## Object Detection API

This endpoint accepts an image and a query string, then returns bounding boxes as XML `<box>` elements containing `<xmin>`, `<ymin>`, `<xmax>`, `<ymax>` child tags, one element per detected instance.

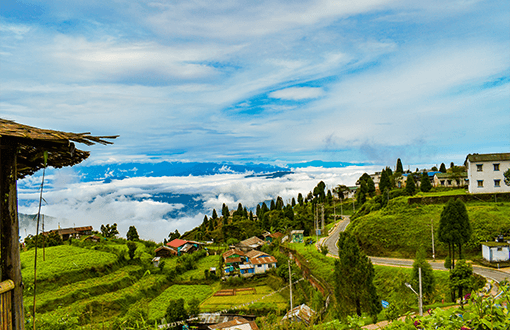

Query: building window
<box><xmin>494</xmin><ymin>163</ymin><xmax>500</xmax><ymax>171</ymax></box>
<box><xmin>440</xmin><ymin>180</ymin><xmax>445</xmax><ymax>186</ymax></box>
<box><xmin>495</xmin><ymin>179</ymin><xmax>501</xmax><ymax>187</ymax></box>
<box><xmin>447</xmin><ymin>180</ymin><xmax>452</xmax><ymax>186</ymax></box>
<box><xmin>477</xmin><ymin>180</ymin><xmax>484</xmax><ymax>188</ymax></box>
<box><xmin>476</xmin><ymin>164</ymin><xmax>483</xmax><ymax>172</ymax></box>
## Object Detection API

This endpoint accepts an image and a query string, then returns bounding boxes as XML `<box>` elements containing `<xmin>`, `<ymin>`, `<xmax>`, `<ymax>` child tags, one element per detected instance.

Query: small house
<box><xmin>155</xmin><ymin>245</ymin><xmax>178</xmax><ymax>258</ymax></box>
<box><xmin>290</xmin><ymin>230</ymin><xmax>304</xmax><ymax>243</ymax></box>
<box><xmin>208</xmin><ymin>317</ymin><xmax>259</xmax><ymax>330</ymax></box>
<box><xmin>84</xmin><ymin>234</ymin><xmax>101</xmax><ymax>243</ymax></box>
<box><xmin>222</xmin><ymin>248</ymin><xmax>246</xmax><ymax>263</ymax></box>
<box><xmin>238</xmin><ymin>236</ymin><xmax>265</xmax><ymax>251</ymax></box>
<box><xmin>239</xmin><ymin>264</ymin><xmax>255</xmax><ymax>277</ymax></box>
<box><xmin>166</xmin><ymin>239</ymin><xmax>201</xmax><ymax>256</ymax></box>
<box><xmin>433</xmin><ymin>172</ymin><xmax>467</xmax><ymax>188</ymax></box>
<box><xmin>482</xmin><ymin>238</ymin><xmax>510</xmax><ymax>263</ymax></box>
<box><xmin>48</xmin><ymin>226</ymin><xmax>93</xmax><ymax>241</ymax></box>
<box><xmin>281</xmin><ymin>304</ymin><xmax>316</xmax><ymax>325</ymax></box>
<box><xmin>263</xmin><ymin>232</ymin><xmax>283</xmax><ymax>244</ymax></box>
<box><xmin>250</xmin><ymin>254</ymin><xmax>277</xmax><ymax>274</ymax></box>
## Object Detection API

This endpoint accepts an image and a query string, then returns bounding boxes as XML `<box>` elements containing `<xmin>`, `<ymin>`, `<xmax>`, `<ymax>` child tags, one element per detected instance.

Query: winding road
<box><xmin>323</xmin><ymin>217</ymin><xmax>510</xmax><ymax>283</ymax></box>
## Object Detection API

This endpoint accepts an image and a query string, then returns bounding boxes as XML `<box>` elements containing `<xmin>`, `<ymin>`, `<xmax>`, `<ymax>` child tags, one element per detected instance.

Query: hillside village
<box><xmin>3</xmin><ymin>142</ymin><xmax>510</xmax><ymax>329</ymax></box>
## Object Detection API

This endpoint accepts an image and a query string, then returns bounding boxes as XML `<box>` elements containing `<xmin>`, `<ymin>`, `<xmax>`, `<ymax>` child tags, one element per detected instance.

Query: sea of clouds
<box><xmin>17</xmin><ymin>164</ymin><xmax>381</xmax><ymax>242</ymax></box>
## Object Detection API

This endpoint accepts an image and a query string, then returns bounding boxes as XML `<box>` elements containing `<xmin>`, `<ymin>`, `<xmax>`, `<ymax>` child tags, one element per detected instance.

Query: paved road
<box><xmin>323</xmin><ymin>216</ymin><xmax>350</xmax><ymax>256</ymax></box>
<box><xmin>324</xmin><ymin>218</ymin><xmax>510</xmax><ymax>283</ymax></box>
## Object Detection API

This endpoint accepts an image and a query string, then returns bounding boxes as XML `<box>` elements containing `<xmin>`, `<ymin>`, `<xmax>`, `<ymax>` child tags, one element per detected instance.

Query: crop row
<box><xmin>24</xmin><ymin>265</ymin><xmax>143</xmax><ymax>313</ymax></box>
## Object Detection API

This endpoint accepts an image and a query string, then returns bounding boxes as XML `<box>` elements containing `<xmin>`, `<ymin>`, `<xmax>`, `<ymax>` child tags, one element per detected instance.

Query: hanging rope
<box><xmin>32</xmin><ymin>151</ymin><xmax>47</xmax><ymax>330</ymax></box>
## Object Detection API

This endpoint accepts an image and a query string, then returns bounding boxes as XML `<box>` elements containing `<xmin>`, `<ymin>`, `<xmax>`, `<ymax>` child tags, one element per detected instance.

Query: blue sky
<box><xmin>2</xmin><ymin>0</ymin><xmax>509</xmax><ymax>166</ymax></box>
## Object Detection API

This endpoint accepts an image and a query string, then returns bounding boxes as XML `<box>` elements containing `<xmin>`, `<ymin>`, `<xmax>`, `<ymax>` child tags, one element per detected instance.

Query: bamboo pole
<box><xmin>0</xmin><ymin>137</ymin><xmax>25</xmax><ymax>330</ymax></box>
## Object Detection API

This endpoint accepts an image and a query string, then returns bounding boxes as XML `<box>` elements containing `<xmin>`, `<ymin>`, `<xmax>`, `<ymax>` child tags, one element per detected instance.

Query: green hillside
<box><xmin>348</xmin><ymin>192</ymin><xmax>510</xmax><ymax>258</ymax></box>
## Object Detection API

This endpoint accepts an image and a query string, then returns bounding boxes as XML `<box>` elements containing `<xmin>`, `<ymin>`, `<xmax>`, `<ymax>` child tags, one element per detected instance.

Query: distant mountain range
<box><xmin>75</xmin><ymin>161</ymin><xmax>291</xmax><ymax>182</ymax></box>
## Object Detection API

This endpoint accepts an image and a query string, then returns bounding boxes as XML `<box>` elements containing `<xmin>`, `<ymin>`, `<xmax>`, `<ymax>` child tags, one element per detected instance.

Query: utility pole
<box><xmin>321</xmin><ymin>204</ymin><xmax>324</xmax><ymax>233</ymax></box>
<box><xmin>340</xmin><ymin>196</ymin><xmax>343</xmax><ymax>218</ymax></box>
<box><xmin>288</xmin><ymin>259</ymin><xmax>293</xmax><ymax>312</ymax></box>
<box><xmin>419</xmin><ymin>267</ymin><xmax>423</xmax><ymax>316</ymax></box>
<box><xmin>431</xmin><ymin>219</ymin><xmax>435</xmax><ymax>261</ymax></box>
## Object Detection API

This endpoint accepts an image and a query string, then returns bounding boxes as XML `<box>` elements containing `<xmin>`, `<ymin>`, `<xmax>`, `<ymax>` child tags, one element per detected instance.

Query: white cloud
<box><xmin>18</xmin><ymin>165</ymin><xmax>381</xmax><ymax>241</ymax></box>
<box><xmin>269</xmin><ymin>87</ymin><xmax>325</xmax><ymax>100</ymax></box>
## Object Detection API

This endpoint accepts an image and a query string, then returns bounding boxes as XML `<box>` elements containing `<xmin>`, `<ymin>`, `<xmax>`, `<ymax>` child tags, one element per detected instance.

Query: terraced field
<box><xmin>20</xmin><ymin>244</ymin><xmax>222</xmax><ymax>329</ymax></box>
<box><xmin>200</xmin><ymin>285</ymin><xmax>287</xmax><ymax>312</ymax></box>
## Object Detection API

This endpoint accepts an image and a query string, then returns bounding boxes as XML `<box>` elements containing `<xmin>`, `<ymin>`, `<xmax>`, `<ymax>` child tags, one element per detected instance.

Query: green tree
<box><xmin>379</xmin><ymin>169</ymin><xmax>392</xmax><ymax>194</ymax></box>
<box><xmin>235</xmin><ymin>203</ymin><xmax>243</xmax><ymax>217</ymax></box>
<box><xmin>168</xmin><ymin>230</ymin><xmax>181</xmax><ymax>241</ymax></box>
<box><xmin>126</xmin><ymin>225</ymin><xmax>139</xmax><ymax>241</ymax></box>
<box><xmin>222</xmin><ymin>203</ymin><xmax>229</xmax><ymax>219</ymax></box>
<box><xmin>212</xmin><ymin>209</ymin><xmax>218</xmax><ymax>219</ymax></box>
<box><xmin>313</xmin><ymin>181</ymin><xmax>326</xmax><ymax>203</ymax></box>
<box><xmin>396</xmin><ymin>158</ymin><xmax>403</xmax><ymax>173</ymax></box>
<box><xmin>334</xmin><ymin>232</ymin><xmax>381</xmax><ymax>319</ymax></box>
<box><xmin>449</xmin><ymin>259</ymin><xmax>473</xmax><ymax>304</ymax></box>
<box><xmin>297</xmin><ymin>193</ymin><xmax>304</xmax><ymax>206</ymax></box>
<box><xmin>127</xmin><ymin>241</ymin><xmax>137</xmax><ymax>260</ymax></box>
<box><xmin>420</xmin><ymin>171</ymin><xmax>432</xmax><ymax>192</ymax></box>
<box><xmin>405</xmin><ymin>174</ymin><xmax>416</xmax><ymax>195</ymax></box>
<box><xmin>411</xmin><ymin>247</ymin><xmax>435</xmax><ymax>301</ymax></box>
<box><xmin>188</xmin><ymin>297</ymin><xmax>200</xmax><ymax>317</ymax></box>
<box><xmin>504</xmin><ymin>168</ymin><xmax>510</xmax><ymax>186</ymax></box>
<box><xmin>366</xmin><ymin>177</ymin><xmax>376</xmax><ymax>197</ymax></box>
<box><xmin>100</xmin><ymin>223</ymin><xmax>119</xmax><ymax>238</ymax></box>
<box><xmin>165</xmin><ymin>298</ymin><xmax>187</xmax><ymax>323</ymax></box>
<box><xmin>438</xmin><ymin>199</ymin><xmax>472</xmax><ymax>269</ymax></box>
<box><xmin>439</xmin><ymin>163</ymin><xmax>447</xmax><ymax>173</ymax></box>
<box><xmin>356</xmin><ymin>181</ymin><xmax>367</xmax><ymax>205</ymax></box>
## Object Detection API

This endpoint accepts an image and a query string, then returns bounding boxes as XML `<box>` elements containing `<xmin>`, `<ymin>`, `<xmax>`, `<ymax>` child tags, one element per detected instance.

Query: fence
<box><xmin>279</xmin><ymin>246</ymin><xmax>334</xmax><ymax>315</ymax></box>
<box><xmin>0</xmin><ymin>279</ymin><xmax>15</xmax><ymax>330</ymax></box>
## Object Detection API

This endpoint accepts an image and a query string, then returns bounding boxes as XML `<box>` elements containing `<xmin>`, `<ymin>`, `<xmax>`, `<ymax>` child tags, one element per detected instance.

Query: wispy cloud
<box><xmin>269</xmin><ymin>87</ymin><xmax>325</xmax><ymax>100</ymax></box>
<box><xmin>1</xmin><ymin>0</ymin><xmax>508</xmax><ymax>166</ymax></box>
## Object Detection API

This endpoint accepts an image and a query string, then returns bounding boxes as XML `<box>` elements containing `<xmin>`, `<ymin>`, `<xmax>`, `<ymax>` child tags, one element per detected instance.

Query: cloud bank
<box><xmin>17</xmin><ymin>165</ymin><xmax>379</xmax><ymax>242</ymax></box>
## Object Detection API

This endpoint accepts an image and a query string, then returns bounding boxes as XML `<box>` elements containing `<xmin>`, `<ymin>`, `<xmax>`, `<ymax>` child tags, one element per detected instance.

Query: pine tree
<box><xmin>439</xmin><ymin>163</ymin><xmax>447</xmax><ymax>173</ymax></box>
<box><xmin>335</xmin><ymin>232</ymin><xmax>381</xmax><ymax>319</ymax></box>
<box><xmin>366</xmin><ymin>177</ymin><xmax>376</xmax><ymax>197</ymax></box>
<box><xmin>420</xmin><ymin>171</ymin><xmax>432</xmax><ymax>192</ymax></box>
<box><xmin>212</xmin><ymin>209</ymin><xmax>218</xmax><ymax>219</ymax></box>
<box><xmin>396</xmin><ymin>158</ymin><xmax>403</xmax><ymax>173</ymax></box>
<box><xmin>357</xmin><ymin>181</ymin><xmax>367</xmax><ymax>205</ymax></box>
<box><xmin>126</xmin><ymin>225</ymin><xmax>139</xmax><ymax>241</ymax></box>
<box><xmin>405</xmin><ymin>174</ymin><xmax>416</xmax><ymax>195</ymax></box>
<box><xmin>222</xmin><ymin>203</ymin><xmax>229</xmax><ymax>218</ymax></box>
<box><xmin>297</xmin><ymin>193</ymin><xmax>303</xmax><ymax>206</ymax></box>
<box><xmin>379</xmin><ymin>169</ymin><xmax>391</xmax><ymax>194</ymax></box>
<box><xmin>438</xmin><ymin>199</ymin><xmax>471</xmax><ymax>269</ymax></box>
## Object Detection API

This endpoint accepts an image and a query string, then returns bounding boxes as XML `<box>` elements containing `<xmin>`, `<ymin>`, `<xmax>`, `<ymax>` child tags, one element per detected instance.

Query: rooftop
<box><xmin>466</xmin><ymin>153</ymin><xmax>510</xmax><ymax>163</ymax></box>
<box><xmin>0</xmin><ymin>118</ymin><xmax>117</xmax><ymax>179</ymax></box>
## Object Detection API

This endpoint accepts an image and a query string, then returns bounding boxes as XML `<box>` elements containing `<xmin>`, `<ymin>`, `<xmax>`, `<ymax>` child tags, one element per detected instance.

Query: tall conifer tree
<box><xmin>334</xmin><ymin>232</ymin><xmax>381</xmax><ymax>319</ymax></box>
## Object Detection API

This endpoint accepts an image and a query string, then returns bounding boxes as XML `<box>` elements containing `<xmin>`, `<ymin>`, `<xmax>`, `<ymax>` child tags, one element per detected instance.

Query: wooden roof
<box><xmin>0</xmin><ymin>119</ymin><xmax>117</xmax><ymax>179</ymax></box>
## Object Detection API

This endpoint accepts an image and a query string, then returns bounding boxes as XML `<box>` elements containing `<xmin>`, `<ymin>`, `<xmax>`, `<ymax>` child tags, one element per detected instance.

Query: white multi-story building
<box><xmin>465</xmin><ymin>153</ymin><xmax>510</xmax><ymax>194</ymax></box>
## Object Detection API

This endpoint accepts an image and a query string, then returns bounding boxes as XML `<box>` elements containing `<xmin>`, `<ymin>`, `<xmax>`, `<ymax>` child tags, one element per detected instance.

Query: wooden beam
<box><xmin>0</xmin><ymin>137</ymin><xmax>25</xmax><ymax>330</ymax></box>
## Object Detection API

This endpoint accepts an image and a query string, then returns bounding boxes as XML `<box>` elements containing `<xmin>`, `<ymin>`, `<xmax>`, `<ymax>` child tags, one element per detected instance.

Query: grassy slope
<box><xmin>348</xmin><ymin>195</ymin><xmax>510</xmax><ymax>258</ymax></box>
<box><xmin>20</xmin><ymin>244</ymin><xmax>227</xmax><ymax>328</ymax></box>
<box><xmin>200</xmin><ymin>285</ymin><xmax>288</xmax><ymax>312</ymax></box>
